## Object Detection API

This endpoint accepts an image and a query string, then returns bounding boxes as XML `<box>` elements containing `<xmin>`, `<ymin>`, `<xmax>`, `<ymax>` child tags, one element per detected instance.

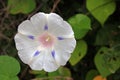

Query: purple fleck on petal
<box><xmin>28</xmin><ymin>35</ymin><xmax>34</xmax><ymax>40</ymax></box>
<box><xmin>34</xmin><ymin>51</ymin><xmax>40</xmax><ymax>56</ymax></box>
<box><xmin>51</xmin><ymin>50</ymin><xmax>55</xmax><ymax>58</ymax></box>
<box><xmin>57</xmin><ymin>37</ymin><xmax>64</xmax><ymax>40</ymax></box>
<box><xmin>44</xmin><ymin>24</ymin><xmax>48</xmax><ymax>30</ymax></box>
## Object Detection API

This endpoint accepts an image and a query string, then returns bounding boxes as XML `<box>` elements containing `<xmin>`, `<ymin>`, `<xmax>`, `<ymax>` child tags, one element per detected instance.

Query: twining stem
<box><xmin>51</xmin><ymin>0</ymin><xmax>61</xmax><ymax>12</ymax></box>
<box><xmin>20</xmin><ymin>66</ymin><xmax>29</xmax><ymax>79</ymax></box>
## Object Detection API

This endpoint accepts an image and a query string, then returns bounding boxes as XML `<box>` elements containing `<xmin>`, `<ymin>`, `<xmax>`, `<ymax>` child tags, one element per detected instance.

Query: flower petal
<box><xmin>29</xmin><ymin>51</ymin><xmax>45</xmax><ymax>70</ymax></box>
<box><xmin>18</xmin><ymin>47</ymin><xmax>38</xmax><ymax>64</ymax></box>
<box><xmin>54</xmin><ymin>38</ymin><xmax>76</xmax><ymax>65</ymax></box>
<box><xmin>18</xmin><ymin>20</ymin><xmax>38</xmax><ymax>36</ymax></box>
<box><xmin>30</xmin><ymin>12</ymin><xmax>47</xmax><ymax>33</ymax></box>
<box><xmin>56</xmin><ymin>38</ymin><xmax>76</xmax><ymax>53</ymax></box>
<box><xmin>14</xmin><ymin>33</ymin><xmax>39</xmax><ymax>50</ymax></box>
<box><xmin>54</xmin><ymin>49</ymin><xmax>71</xmax><ymax>65</ymax></box>
<box><xmin>47</xmin><ymin>13</ymin><xmax>74</xmax><ymax>37</ymax></box>
<box><xmin>43</xmin><ymin>50</ymin><xmax>60</xmax><ymax>72</ymax></box>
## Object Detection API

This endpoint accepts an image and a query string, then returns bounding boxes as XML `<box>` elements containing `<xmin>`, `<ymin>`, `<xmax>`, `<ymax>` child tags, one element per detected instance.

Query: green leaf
<box><xmin>69</xmin><ymin>40</ymin><xmax>87</xmax><ymax>65</ymax></box>
<box><xmin>109</xmin><ymin>45</ymin><xmax>120</xmax><ymax>73</ymax></box>
<box><xmin>0</xmin><ymin>75</ymin><xmax>18</xmax><ymax>80</ymax></box>
<box><xmin>58</xmin><ymin>67</ymin><xmax>71</xmax><ymax>77</ymax></box>
<box><xmin>95</xmin><ymin>24</ymin><xmax>120</xmax><ymax>45</ymax></box>
<box><xmin>95</xmin><ymin>26</ymin><xmax>110</xmax><ymax>45</ymax></box>
<box><xmin>0</xmin><ymin>56</ymin><xmax>20</xmax><ymax>80</ymax></box>
<box><xmin>30</xmin><ymin>70</ymin><xmax>46</xmax><ymax>75</ymax></box>
<box><xmin>48</xmin><ymin>70</ymin><xmax>60</xmax><ymax>80</ymax></box>
<box><xmin>48</xmin><ymin>67</ymin><xmax>71</xmax><ymax>77</ymax></box>
<box><xmin>85</xmin><ymin>69</ymin><xmax>99</xmax><ymax>80</ymax></box>
<box><xmin>86</xmin><ymin>0</ymin><xmax>116</xmax><ymax>25</ymax></box>
<box><xmin>48</xmin><ymin>67</ymin><xmax>71</xmax><ymax>80</ymax></box>
<box><xmin>8</xmin><ymin>0</ymin><xmax>36</xmax><ymax>14</ymax></box>
<box><xmin>10</xmin><ymin>76</ymin><xmax>19</xmax><ymax>80</ymax></box>
<box><xmin>94</xmin><ymin>47</ymin><xmax>120</xmax><ymax>77</ymax></box>
<box><xmin>68</xmin><ymin>14</ymin><xmax>91</xmax><ymax>39</ymax></box>
<box><xmin>0</xmin><ymin>75</ymin><xmax>9</xmax><ymax>80</ymax></box>
<box><xmin>30</xmin><ymin>70</ymin><xmax>47</xmax><ymax>78</ymax></box>
<box><xmin>94</xmin><ymin>47</ymin><xmax>111</xmax><ymax>77</ymax></box>
<box><xmin>48</xmin><ymin>70</ymin><xmax>60</xmax><ymax>77</ymax></box>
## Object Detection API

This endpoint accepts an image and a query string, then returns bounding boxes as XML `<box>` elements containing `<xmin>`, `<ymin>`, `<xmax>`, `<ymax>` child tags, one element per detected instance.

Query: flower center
<box><xmin>38</xmin><ymin>32</ymin><xmax>56</xmax><ymax>48</ymax></box>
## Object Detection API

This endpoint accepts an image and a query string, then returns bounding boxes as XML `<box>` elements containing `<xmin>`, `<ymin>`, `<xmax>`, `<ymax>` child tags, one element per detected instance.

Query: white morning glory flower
<box><xmin>14</xmin><ymin>12</ymin><xmax>76</xmax><ymax>72</ymax></box>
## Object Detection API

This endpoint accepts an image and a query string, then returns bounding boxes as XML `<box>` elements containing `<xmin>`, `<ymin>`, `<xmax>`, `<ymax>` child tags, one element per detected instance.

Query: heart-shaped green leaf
<box><xmin>48</xmin><ymin>67</ymin><xmax>71</xmax><ymax>80</ymax></box>
<box><xmin>85</xmin><ymin>69</ymin><xmax>99</xmax><ymax>80</ymax></box>
<box><xmin>68</xmin><ymin>14</ymin><xmax>91</xmax><ymax>39</ymax></box>
<box><xmin>94</xmin><ymin>47</ymin><xmax>120</xmax><ymax>77</ymax></box>
<box><xmin>94</xmin><ymin>47</ymin><xmax>111</xmax><ymax>77</ymax></box>
<box><xmin>69</xmin><ymin>40</ymin><xmax>87</xmax><ymax>65</ymax></box>
<box><xmin>0</xmin><ymin>56</ymin><xmax>20</xmax><ymax>80</ymax></box>
<box><xmin>86</xmin><ymin>0</ymin><xmax>116</xmax><ymax>25</ymax></box>
<box><xmin>8</xmin><ymin>0</ymin><xmax>36</xmax><ymax>14</ymax></box>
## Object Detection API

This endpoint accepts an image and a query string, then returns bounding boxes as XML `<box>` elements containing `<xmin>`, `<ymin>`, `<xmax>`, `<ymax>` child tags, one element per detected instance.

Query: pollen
<box><xmin>45</xmin><ymin>36</ymin><xmax>50</xmax><ymax>42</ymax></box>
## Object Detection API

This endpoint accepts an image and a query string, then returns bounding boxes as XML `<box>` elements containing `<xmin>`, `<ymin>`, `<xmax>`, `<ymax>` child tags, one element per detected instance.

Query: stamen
<box><xmin>28</xmin><ymin>35</ymin><xmax>34</xmax><ymax>40</ymax></box>
<box><xmin>45</xmin><ymin>37</ymin><xmax>50</xmax><ymax>42</ymax></box>
<box><xmin>39</xmin><ymin>32</ymin><xmax>56</xmax><ymax>48</ymax></box>
<box><xmin>51</xmin><ymin>50</ymin><xmax>55</xmax><ymax>58</ymax></box>
<box><xmin>44</xmin><ymin>24</ymin><xmax>48</xmax><ymax>30</ymax></box>
<box><xmin>57</xmin><ymin>37</ymin><xmax>64</xmax><ymax>40</ymax></box>
<box><xmin>34</xmin><ymin>51</ymin><xmax>40</xmax><ymax>56</ymax></box>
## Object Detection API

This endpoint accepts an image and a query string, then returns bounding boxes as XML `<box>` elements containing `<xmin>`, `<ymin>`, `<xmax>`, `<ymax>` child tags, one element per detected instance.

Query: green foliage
<box><xmin>8</xmin><ymin>0</ymin><xmax>36</xmax><ymax>14</ymax></box>
<box><xmin>95</xmin><ymin>47</ymin><xmax>112</xmax><ymax>77</ymax></box>
<box><xmin>95</xmin><ymin>47</ymin><xmax>120</xmax><ymax>77</ymax></box>
<box><xmin>0</xmin><ymin>56</ymin><xmax>20</xmax><ymax>80</ymax></box>
<box><xmin>86</xmin><ymin>0</ymin><xmax>116</xmax><ymax>25</ymax></box>
<box><xmin>68</xmin><ymin>14</ymin><xmax>91</xmax><ymax>39</ymax></box>
<box><xmin>58</xmin><ymin>67</ymin><xmax>71</xmax><ymax>77</ymax></box>
<box><xmin>69</xmin><ymin>40</ymin><xmax>87</xmax><ymax>66</ymax></box>
<box><xmin>48</xmin><ymin>70</ymin><xmax>60</xmax><ymax>78</ymax></box>
<box><xmin>85</xmin><ymin>69</ymin><xmax>99</xmax><ymax>80</ymax></box>
<box><xmin>30</xmin><ymin>70</ymin><xmax>46</xmax><ymax>75</ymax></box>
<box><xmin>95</xmin><ymin>24</ymin><xmax>120</xmax><ymax>45</ymax></box>
<box><xmin>32</xmin><ymin>67</ymin><xmax>71</xmax><ymax>80</ymax></box>
<box><xmin>48</xmin><ymin>67</ymin><xmax>71</xmax><ymax>80</ymax></box>
<box><xmin>48</xmin><ymin>67</ymin><xmax>71</xmax><ymax>77</ymax></box>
